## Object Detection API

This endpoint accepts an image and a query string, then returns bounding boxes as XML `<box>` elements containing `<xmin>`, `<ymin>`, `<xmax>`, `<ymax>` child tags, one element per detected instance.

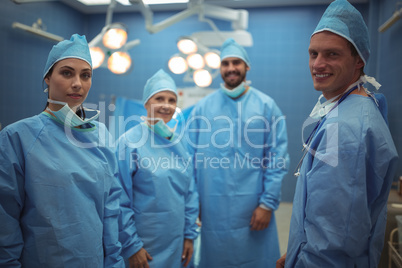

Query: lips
<box><xmin>225</xmin><ymin>71</ymin><xmax>240</xmax><ymax>78</ymax></box>
<box><xmin>68</xmin><ymin>93</ymin><xmax>82</xmax><ymax>100</ymax></box>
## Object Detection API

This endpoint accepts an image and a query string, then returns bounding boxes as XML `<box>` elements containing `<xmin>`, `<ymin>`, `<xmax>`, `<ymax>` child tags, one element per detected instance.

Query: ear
<box><xmin>44</xmin><ymin>76</ymin><xmax>50</xmax><ymax>86</ymax></box>
<box><xmin>356</xmin><ymin>56</ymin><xmax>365</xmax><ymax>70</ymax></box>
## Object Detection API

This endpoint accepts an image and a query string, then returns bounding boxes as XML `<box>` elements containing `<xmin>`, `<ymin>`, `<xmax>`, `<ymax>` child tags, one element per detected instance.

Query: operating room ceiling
<box><xmin>59</xmin><ymin>0</ymin><xmax>369</xmax><ymax>14</ymax></box>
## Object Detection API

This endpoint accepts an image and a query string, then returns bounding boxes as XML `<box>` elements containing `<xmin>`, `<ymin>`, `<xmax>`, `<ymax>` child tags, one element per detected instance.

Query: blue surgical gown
<box><xmin>0</xmin><ymin>112</ymin><xmax>124</xmax><ymax>267</ymax></box>
<box><xmin>187</xmin><ymin>88</ymin><xmax>289</xmax><ymax>267</ymax></box>
<box><xmin>116</xmin><ymin>123</ymin><xmax>199</xmax><ymax>267</ymax></box>
<box><xmin>285</xmin><ymin>94</ymin><xmax>398</xmax><ymax>268</ymax></box>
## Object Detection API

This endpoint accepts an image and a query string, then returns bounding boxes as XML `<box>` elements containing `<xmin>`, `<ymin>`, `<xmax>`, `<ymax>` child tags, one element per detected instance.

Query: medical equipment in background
<box><xmin>379</xmin><ymin>2</ymin><xmax>402</xmax><ymax>32</ymax></box>
<box><xmin>169</xmin><ymin>37</ymin><xmax>221</xmax><ymax>87</ymax></box>
<box><xmin>12</xmin><ymin>18</ymin><xmax>64</xmax><ymax>42</ymax></box>
<box><xmin>89</xmin><ymin>0</ymin><xmax>140</xmax><ymax>75</ymax></box>
<box><xmin>131</xmin><ymin>0</ymin><xmax>252</xmax><ymax>87</ymax></box>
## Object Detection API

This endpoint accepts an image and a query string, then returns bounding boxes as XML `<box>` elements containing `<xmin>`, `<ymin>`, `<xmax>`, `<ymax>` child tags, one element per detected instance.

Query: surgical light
<box><xmin>168</xmin><ymin>55</ymin><xmax>188</xmax><ymax>74</ymax></box>
<box><xmin>187</xmin><ymin>53</ymin><xmax>205</xmax><ymax>70</ymax></box>
<box><xmin>108</xmin><ymin>51</ymin><xmax>132</xmax><ymax>75</ymax></box>
<box><xmin>89</xmin><ymin>47</ymin><xmax>105</xmax><ymax>69</ymax></box>
<box><xmin>194</xmin><ymin>69</ymin><xmax>212</xmax><ymax>88</ymax></box>
<box><xmin>103</xmin><ymin>24</ymin><xmax>128</xmax><ymax>49</ymax></box>
<box><xmin>204</xmin><ymin>51</ymin><xmax>220</xmax><ymax>69</ymax></box>
<box><xmin>177</xmin><ymin>38</ymin><xmax>198</xmax><ymax>54</ymax></box>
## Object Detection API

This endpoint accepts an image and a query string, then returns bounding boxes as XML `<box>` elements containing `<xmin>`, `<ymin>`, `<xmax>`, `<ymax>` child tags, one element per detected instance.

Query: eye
<box><xmin>309</xmin><ymin>51</ymin><xmax>317</xmax><ymax>57</ymax></box>
<box><xmin>233</xmin><ymin>60</ymin><xmax>242</xmax><ymax>65</ymax></box>
<box><xmin>169</xmin><ymin>98</ymin><xmax>177</xmax><ymax>104</ymax></box>
<box><xmin>61</xmin><ymin>70</ymin><xmax>72</xmax><ymax>76</ymax></box>
<box><xmin>81</xmin><ymin>72</ymin><xmax>92</xmax><ymax>79</ymax></box>
<box><xmin>221</xmin><ymin>61</ymin><xmax>229</xmax><ymax>67</ymax></box>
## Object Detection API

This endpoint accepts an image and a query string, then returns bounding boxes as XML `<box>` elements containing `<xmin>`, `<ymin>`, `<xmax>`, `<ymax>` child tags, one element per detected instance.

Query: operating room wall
<box><xmin>376</xmin><ymin>0</ymin><xmax>402</xmax><ymax>187</ymax></box>
<box><xmin>1</xmin><ymin>1</ymin><xmax>400</xmax><ymax>202</ymax></box>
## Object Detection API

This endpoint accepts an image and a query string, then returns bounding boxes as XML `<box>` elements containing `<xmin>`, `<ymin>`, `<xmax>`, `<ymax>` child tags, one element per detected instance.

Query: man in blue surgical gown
<box><xmin>187</xmin><ymin>38</ymin><xmax>289</xmax><ymax>267</ymax></box>
<box><xmin>277</xmin><ymin>1</ymin><xmax>399</xmax><ymax>267</ymax></box>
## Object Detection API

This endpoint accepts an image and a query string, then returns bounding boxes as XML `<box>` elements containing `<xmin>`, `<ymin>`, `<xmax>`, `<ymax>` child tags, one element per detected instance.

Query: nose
<box><xmin>227</xmin><ymin>62</ymin><xmax>236</xmax><ymax>71</ymax></box>
<box><xmin>71</xmin><ymin>74</ymin><xmax>82</xmax><ymax>90</ymax></box>
<box><xmin>312</xmin><ymin>54</ymin><xmax>326</xmax><ymax>70</ymax></box>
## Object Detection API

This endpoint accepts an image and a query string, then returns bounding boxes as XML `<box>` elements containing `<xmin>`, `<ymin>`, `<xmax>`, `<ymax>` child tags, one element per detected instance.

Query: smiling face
<box><xmin>308</xmin><ymin>31</ymin><xmax>364</xmax><ymax>99</ymax></box>
<box><xmin>220</xmin><ymin>57</ymin><xmax>249</xmax><ymax>89</ymax></box>
<box><xmin>45</xmin><ymin>58</ymin><xmax>92</xmax><ymax>112</ymax></box>
<box><xmin>144</xmin><ymin>91</ymin><xmax>177</xmax><ymax>124</ymax></box>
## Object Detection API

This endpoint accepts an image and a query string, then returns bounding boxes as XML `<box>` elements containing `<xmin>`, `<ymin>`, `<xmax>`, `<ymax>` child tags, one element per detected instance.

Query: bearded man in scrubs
<box><xmin>187</xmin><ymin>38</ymin><xmax>289</xmax><ymax>267</ymax></box>
<box><xmin>277</xmin><ymin>1</ymin><xmax>398</xmax><ymax>267</ymax></box>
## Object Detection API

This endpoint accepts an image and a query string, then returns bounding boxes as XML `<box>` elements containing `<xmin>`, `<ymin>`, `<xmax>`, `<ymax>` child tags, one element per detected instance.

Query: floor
<box><xmin>276</xmin><ymin>202</ymin><xmax>293</xmax><ymax>255</ymax></box>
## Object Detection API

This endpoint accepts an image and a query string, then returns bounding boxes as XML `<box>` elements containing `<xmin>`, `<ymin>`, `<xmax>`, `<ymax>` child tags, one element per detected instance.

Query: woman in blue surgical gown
<box><xmin>115</xmin><ymin>69</ymin><xmax>199</xmax><ymax>268</ymax></box>
<box><xmin>0</xmin><ymin>34</ymin><xmax>124</xmax><ymax>267</ymax></box>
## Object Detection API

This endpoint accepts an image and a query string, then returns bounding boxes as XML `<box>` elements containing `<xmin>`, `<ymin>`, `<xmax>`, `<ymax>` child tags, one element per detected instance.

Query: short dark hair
<box><xmin>347</xmin><ymin>42</ymin><xmax>365</xmax><ymax>75</ymax></box>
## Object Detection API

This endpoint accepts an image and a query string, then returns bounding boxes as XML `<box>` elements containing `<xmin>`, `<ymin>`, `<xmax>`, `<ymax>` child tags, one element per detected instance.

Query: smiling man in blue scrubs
<box><xmin>187</xmin><ymin>38</ymin><xmax>289</xmax><ymax>268</ymax></box>
<box><xmin>277</xmin><ymin>1</ymin><xmax>399</xmax><ymax>267</ymax></box>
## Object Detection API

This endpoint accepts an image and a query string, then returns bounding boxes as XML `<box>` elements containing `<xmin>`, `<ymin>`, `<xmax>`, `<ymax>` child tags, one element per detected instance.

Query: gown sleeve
<box><xmin>103</xmin><ymin>169</ymin><xmax>125</xmax><ymax>267</ymax></box>
<box><xmin>115</xmin><ymin>136</ymin><xmax>144</xmax><ymax>259</ymax></box>
<box><xmin>259</xmin><ymin>101</ymin><xmax>289</xmax><ymax>210</ymax></box>
<box><xmin>183</xmin><ymin>159</ymin><xmax>199</xmax><ymax>240</ymax></box>
<box><xmin>0</xmin><ymin>128</ymin><xmax>25</xmax><ymax>266</ymax></box>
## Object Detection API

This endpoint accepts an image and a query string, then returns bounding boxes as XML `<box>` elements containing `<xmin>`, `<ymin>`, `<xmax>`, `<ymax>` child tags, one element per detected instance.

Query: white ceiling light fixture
<box><xmin>133</xmin><ymin>0</ymin><xmax>252</xmax><ymax>87</ymax></box>
<box><xmin>88</xmin><ymin>0</ymin><xmax>140</xmax><ymax>75</ymax></box>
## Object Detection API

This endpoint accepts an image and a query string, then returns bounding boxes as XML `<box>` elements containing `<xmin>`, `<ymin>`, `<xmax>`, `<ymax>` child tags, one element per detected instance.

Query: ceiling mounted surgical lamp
<box><xmin>89</xmin><ymin>0</ymin><xmax>140</xmax><ymax>75</ymax></box>
<box><xmin>168</xmin><ymin>36</ymin><xmax>220</xmax><ymax>87</ymax></box>
<box><xmin>133</xmin><ymin>0</ymin><xmax>253</xmax><ymax>47</ymax></box>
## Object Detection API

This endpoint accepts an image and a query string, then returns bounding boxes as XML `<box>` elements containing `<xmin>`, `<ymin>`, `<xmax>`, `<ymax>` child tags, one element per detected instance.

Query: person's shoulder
<box><xmin>116</xmin><ymin>123</ymin><xmax>147</xmax><ymax>147</ymax></box>
<box><xmin>2</xmin><ymin>114</ymin><xmax>46</xmax><ymax>136</ymax></box>
<box><xmin>193</xmin><ymin>90</ymin><xmax>221</xmax><ymax>109</ymax></box>
<box><xmin>248</xmin><ymin>87</ymin><xmax>275</xmax><ymax>102</ymax></box>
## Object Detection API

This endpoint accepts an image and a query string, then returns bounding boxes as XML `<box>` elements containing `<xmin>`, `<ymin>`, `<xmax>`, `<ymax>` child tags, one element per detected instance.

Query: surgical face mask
<box><xmin>309</xmin><ymin>95</ymin><xmax>339</xmax><ymax>119</ymax></box>
<box><xmin>220</xmin><ymin>81</ymin><xmax>248</xmax><ymax>99</ymax></box>
<box><xmin>46</xmin><ymin>99</ymin><xmax>99</xmax><ymax>127</ymax></box>
<box><xmin>309</xmin><ymin>76</ymin><xmax>369</xmax><ymax>119</ymax></box>
<box><xmin>141</xmin><ymin>116</ymin><xmax>178</xmax><ymax>139</ymax></box>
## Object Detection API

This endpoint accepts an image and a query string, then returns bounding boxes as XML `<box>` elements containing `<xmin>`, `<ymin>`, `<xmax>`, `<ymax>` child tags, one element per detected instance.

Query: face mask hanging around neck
<box><xmin>220</xmin><ymin>81</ymin><xmax>249</xmax><ymax>98</ymax></box>
<box><xmin>141</xmin><ymin>116</ymin><xmax>178</xmax><ymax>139</ymax></box>
<box><xmin>309</xmin><ymin>76</ymin><xmax>369</xmax><ymax>119</ymax></box>
<box><xmin>46</xmin><ymin>99</ymin><xmax>100</xmax><ymax>127</ymax></box>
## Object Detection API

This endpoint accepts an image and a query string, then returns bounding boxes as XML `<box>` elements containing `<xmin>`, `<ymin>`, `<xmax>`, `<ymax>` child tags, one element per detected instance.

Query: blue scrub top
<box><xmin>285</xmin><ymin>94</ymin><xmax>398</xmax><ymax>267</ymax></box>
<box><xmin>116</xmin><ymin>123</ymin><xmax>199</xmax><ymax>267</ymax></box>
<box><xmin>187</xmin><ymin>87</ymin><xmax>289</xmax><ymax>268</ymax></box>
<box><xmin>0</xmin><ymin>112</ymin><xmax>124</xmax><ymax>267</ymax></box>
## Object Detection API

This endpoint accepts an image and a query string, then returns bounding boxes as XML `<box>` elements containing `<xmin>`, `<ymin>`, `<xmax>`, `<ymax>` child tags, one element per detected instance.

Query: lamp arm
<box><xmin>105</xmin><ymin>0</ymin><xmax>117</xmax><ymax>26</ymax></box>
<box><xmin>138</xmin><ymin>0</ymin><xmax>202</xmax><ymax>34</ymax></box>
<box><xmin>202</xmin><ymin>4</ymin><xmax>248</xmax><ymax>30</ymax></box>
<box><xmin>379</xmin><ymin>7</ymin><xmax>402</xmax><ymax>32</ymax></box>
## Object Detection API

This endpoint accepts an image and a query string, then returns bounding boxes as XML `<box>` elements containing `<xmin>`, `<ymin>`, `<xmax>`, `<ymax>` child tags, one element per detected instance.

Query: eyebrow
<box><xmin>59</xmin><ymin>66</ymin><xmax>92</xmax><ymax>72</ymax></box>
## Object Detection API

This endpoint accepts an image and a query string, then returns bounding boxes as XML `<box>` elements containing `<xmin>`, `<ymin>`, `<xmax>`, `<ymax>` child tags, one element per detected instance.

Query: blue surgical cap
<box><xmin>142</xmin><ymin>69</ymin><xmax>178</xmax><ymax>105</ymax></box>
<box><xmin>43</xmin><ymin>34</ymin><xmax>92</xmax><ymax>78</ymax></box>
<box><xmin>220</xmin><ymin>38</ymin><xmax>251</xmax><ymax>67</ymax></box>
<box><xmin>312</xmin><ymin>0</ymin><xmax>370</xmax><ymax>65</ymax></box>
